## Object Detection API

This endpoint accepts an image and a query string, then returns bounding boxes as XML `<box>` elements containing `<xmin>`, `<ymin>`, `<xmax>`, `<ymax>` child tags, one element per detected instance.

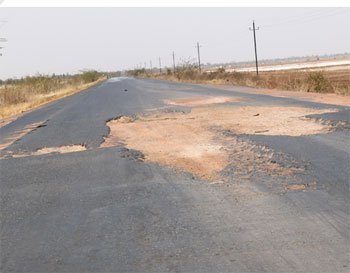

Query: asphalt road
<box><xmin>1</xmin><ymin>78</ymin><xmax>349</xmax><ymax>272</ymax></box>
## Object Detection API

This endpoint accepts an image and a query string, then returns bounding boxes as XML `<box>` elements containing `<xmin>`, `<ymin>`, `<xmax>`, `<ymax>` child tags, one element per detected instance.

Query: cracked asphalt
<box><xmin>0</xmin><ymin>77</ymin><xmax>349</xmax><ymax>272</ymax></box>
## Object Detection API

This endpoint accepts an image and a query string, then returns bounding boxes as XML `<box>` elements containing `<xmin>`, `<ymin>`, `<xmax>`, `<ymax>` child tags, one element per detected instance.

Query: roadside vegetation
<box><xmin>0</xmin><ymin>70</ymin><xmax>106</xmax><ymax>119</ymax></box>
<box><xmin>129</xmin><ymin>66</ymin><xmax>350</xmax><ymax>96</ymax></box>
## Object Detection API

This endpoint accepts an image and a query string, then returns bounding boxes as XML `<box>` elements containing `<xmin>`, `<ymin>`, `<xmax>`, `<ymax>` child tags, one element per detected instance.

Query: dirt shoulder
<box><xmin>138</xmin><ymin>68</ymin><xmax>349</xmax><ymax>106</ymax></box>
<box><xmin>208</xmin><ymin>83</ymin><xmax>350</xmax><ymax>107</ymax></box>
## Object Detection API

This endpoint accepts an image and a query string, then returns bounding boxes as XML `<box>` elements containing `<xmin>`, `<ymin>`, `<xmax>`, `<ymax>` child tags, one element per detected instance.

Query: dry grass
<box><xmin>0</xmin><ymin>72</ymin><xmax>106</xmax><ymax>120</ymax></box>
<box><xmin>136</xmin><ymin>68</ymin><xmax>350</xmax><ymax>96</ymax></box>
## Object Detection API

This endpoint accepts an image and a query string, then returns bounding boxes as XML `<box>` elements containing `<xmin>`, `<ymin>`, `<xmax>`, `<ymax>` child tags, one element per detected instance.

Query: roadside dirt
<box><xmin>165</xmin><ymin>96</ymin><xmax>242</xmax><ymax>107</ymax></box>
<box><xmin>208</xmin><ymin>84</ymin><xmax>350</xmax><ymax>106</ymax></box>
<box><xmin>102</xmin><ymin>105</ymin><xmax>337</xmax><ymax>180</ymax></box>
<box><xmin>254</xmin><ymin>88</ymin><xmax>350</xmax><ymax>107</ymax></box>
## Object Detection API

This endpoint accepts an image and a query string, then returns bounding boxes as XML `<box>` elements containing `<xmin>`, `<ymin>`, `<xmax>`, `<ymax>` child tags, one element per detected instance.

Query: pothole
<box><xmin>2</xmin><ymin>144</ymin><xmax>87</xmax><ymax>159</ymax></box>
<box><xmin>33</xmin><ymin>145</ymin><xmax>86</xmax><ymax>155</ymax></box>
<box><xmin>101</xmin><ymin>106</ymin><xmax>337</xmax><ymax>180</ymax></box>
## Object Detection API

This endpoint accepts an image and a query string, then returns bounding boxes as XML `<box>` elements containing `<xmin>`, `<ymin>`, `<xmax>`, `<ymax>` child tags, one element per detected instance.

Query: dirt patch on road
<box><xmin>2</xmin><ymin>145</ymin><xmax>87</xmax><ymax>159</ymax></box>
<box><xmin>287</xmin><ymin>184</ymin><xmax>306</xmax><ymax>190</ymax></box>
<box><xmin>102</xmin><ymin>106</ymin><xmax>336</xmax><ymax>180</ymax></box>
<box><xmin>0</xmin><ymin>121</ymin><xmax>46</xmax><ymax>151</ymax></box>
<box><xmin>188</xmin><ymin>106</ymin><xmax>337</xmax><ymax>136</ymax></box>
<box><xmin>165</xmin><ymin>96</ymin><xmax>241</xmax><ymax>107</ymax></box>
<box><xmin>102</xmin><ymin>113</ymin><xmax>227</xmax><ymax>180</ymax></box>
<box><xmin>34</xmin><ymin>145</ymin><xmax>86</xmax><ymax>155</ymax></box>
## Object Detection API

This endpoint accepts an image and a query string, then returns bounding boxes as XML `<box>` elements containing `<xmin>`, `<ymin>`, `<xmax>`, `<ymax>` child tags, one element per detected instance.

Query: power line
<box><xmin>261</xmin><ymin>8</ymin><xmax>347</xmax><ymax>29</ymax></box>
<box><xmin>261</xmin><ymin>8</ymin><xmax>333</xmax><ymax>27</ymax></box>
<box><xmin>289</xmin><ymin>8</ymin><xmax>350</xmax><ymax>26</ymax></box>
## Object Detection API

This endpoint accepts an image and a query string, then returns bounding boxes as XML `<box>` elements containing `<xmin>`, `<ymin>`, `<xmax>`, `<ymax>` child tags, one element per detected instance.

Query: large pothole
<box><xmin>101</xmin><ymin>105</ymin><xmax>337</xmax><ymax>180</ymax></box>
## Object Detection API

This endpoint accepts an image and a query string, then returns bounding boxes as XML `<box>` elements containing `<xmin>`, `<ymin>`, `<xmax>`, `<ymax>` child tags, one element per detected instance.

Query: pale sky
<box><xmin>0</xmin><ymin>7</ymin><xmax>349</xmax><ymax>79</ymax></box>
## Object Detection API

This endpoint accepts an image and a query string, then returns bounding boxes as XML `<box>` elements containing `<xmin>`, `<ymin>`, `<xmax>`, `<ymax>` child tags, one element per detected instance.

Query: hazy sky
<box><xmin>0</xmin><ymin>7</ymin><xmax>349</xmax><ymax>79</ymax></box>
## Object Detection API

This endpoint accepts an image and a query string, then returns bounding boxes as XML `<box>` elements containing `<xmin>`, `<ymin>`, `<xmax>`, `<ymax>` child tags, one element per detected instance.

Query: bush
<box><xmin>306</xmin><ymin>72</ymin><xmax>333</xmax><ymax>93</ymax></box>
<box><xmin>80</xmin><ymin>70</ymin><xmax>101</xmax><ymax>83</ymax></box>
<box><xmin>127</xmin><ymin>69</ymin><xmax>146</xmax><ymax>77</ymax></box>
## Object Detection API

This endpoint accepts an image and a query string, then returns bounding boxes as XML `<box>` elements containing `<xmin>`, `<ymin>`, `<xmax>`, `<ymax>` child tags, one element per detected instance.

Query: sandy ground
<box><xmin>165</xmin><ymin>96</ymin><xmax>241</xmax><ymax>107</ymax></box>
<box><xmin>286</xmin><ymin>184</ymin><xmax>306</xmax><ymax>190</ymax></box>
<box><xmin>249</xmin><ymin>88</ymin><xmax>350</xmax><ymax>107</ymax></box>
<box><xmin>34</xmin><ymin>145</ymin><xmax>86</xmax><ymax>155</ymax></box>
<box><xmin>202</xmin><ymin>83</ymin><xmax>350</xmax><ymax>107</ymax></box>
<box><xmin>229</xmin><ymin>59</ymin><xmax>350</xmax><ymax>72</ymax></box>
<box><xmin>102</xmin><ymin>105</ymin><xmax>337</xmax><ymax>180</ymax></box>
<box><xmin>1</xmin><ymin>145</ymin><xmax>86</xmax><ymax>158</ymax></box>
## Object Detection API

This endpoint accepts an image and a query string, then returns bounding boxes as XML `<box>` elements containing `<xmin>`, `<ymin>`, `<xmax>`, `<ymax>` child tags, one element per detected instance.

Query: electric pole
<box><xmin>159</xmin><ymin>57</ymin><xmax>162</xmax><ymax>73</ymax></box>
<box><xmin>172</xmin><ymin>51</ymin><xmax>176</xmax><ymax>74</ymax></box>
<box><xmin>0</xmin><ymin>38</ymin><xmax>6</xmax><ymax>57</ymax></box>
<box><xmin>249</xmin><ymin>20</ymin><xmax>259</xmax><ymax>76</ymax></box>
<box><xmin>150</xmin><ymin>60</ymin><xmax>152</xmax><ymax>73</ymax></box>
<box><xmin>196</xmin><ymin>42</ymin><xmax>202</xmax><ymax>72</ymax></box>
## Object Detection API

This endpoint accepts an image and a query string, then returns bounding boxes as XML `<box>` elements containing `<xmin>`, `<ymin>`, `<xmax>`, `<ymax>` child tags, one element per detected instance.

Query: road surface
<box><xmin>1</xmin><ymin>78</ymin><xmax>349</xmax><ymax>272</ymax></box>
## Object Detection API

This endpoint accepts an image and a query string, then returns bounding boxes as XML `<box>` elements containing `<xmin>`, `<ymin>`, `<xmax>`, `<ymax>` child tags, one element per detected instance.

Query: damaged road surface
<box><xmin>1</xmin><ymin>78</ymin><xmax>349</xmax><ymax>272</ymax></box>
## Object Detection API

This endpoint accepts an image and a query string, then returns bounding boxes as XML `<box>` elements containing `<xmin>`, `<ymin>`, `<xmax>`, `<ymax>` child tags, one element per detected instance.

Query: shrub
<box><xmin>306</xmin><ymin>72</ymin><xmax>333</xmax><ymax>93</ymax></box>
<box><xmin>80</xmin><ymin>70</ymin><xmax>101</xmax><ymax>83</ymax></box>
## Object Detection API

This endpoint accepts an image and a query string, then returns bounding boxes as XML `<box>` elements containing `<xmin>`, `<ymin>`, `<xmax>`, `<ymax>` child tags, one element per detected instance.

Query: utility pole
<box><xmin>249</xmin><ymin>20</ymin><xmax>259</xmax><ymax>76</ymax></box>
<box><xmin>196</xmin><ymin>42</ymin><xmax>202</xmax><ymax>72</ymax></box>
<box><xmin>0</xmin><ymin>38</ymin><xmax>7</xmax><ymax>57</ymax></box>
<box><xmin>159</xmin><ymin>57</ymin><xmax>162</xmax><ymax>73</ymax></box>
<box><xmin>150</xmin><ymin>60</ymin><xmax>152</xmax><ymax>70</ymax></box>
<box><xmin>172</xmin><ymin>51</ymin><xmax>176</xmax><ymax>74</ymax></box>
